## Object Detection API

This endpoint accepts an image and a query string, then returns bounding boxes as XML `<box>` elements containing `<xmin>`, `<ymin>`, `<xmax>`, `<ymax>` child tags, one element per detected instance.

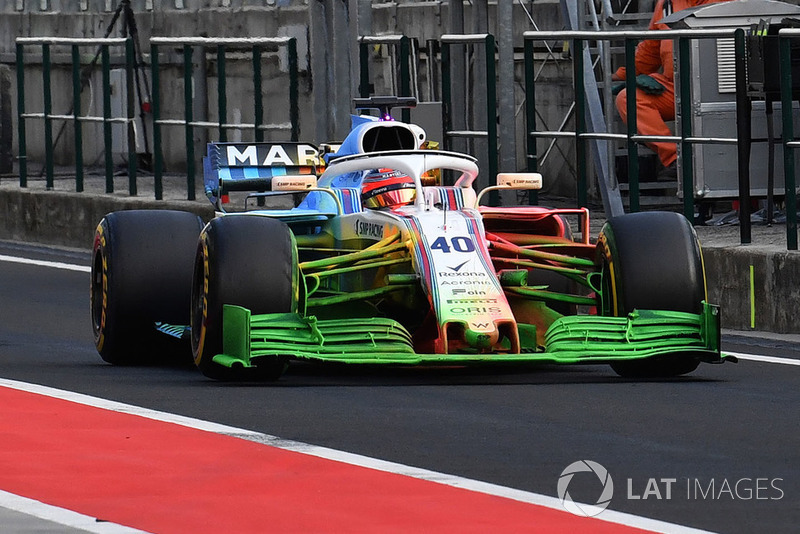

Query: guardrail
<box><xmin>149</xmin><ymin>36</ymin><xmax>298</xmax><ymax>200</ymax></box>
<box><xmin>16</xmin><ymin>37</ymin><xmax>135</xmax><ymax>193</ymax></box>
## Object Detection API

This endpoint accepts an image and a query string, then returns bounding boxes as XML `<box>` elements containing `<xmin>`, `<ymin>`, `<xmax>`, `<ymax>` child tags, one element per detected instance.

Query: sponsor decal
<box><xmin>452</xmin><ymin>289</ymin><xmax>487</xmax><ymax>295</ymax></box>
<box><xmin>225</xmin><ymin>143</ymin><xmax>320</xmax><ymax>167</ymax></box>
<box><xmin>437</xmin><ymin>271</ymin><xmax>486</xmax><ymax>277</ymax></box>
<box><xmin>354</xmin><ymin>220</ymin><xmax>385</xmax><ymax>239</ymax></box>
<box><xmin>273</xmin><ymin>175</ymin><xmax>317</xmax><ymax>190</ymax></box>
<box><xmin>439</xmin><ymin>280</ymin><xmax>492</xmax><ymax>286</ymax></box>
<box><xmin>446</xmin><ymin>299</ymin><xmax>498</xmax><ymax>304</ymax></box>
<box><xmin>447</xmin><ymin>260</ymin><xmax>470</xmax><ymax>272</ymax></box>
<box><xmin>448</xmin><ymin>306</ymin><xmax>503</xmax><ymax>315</ymax></box>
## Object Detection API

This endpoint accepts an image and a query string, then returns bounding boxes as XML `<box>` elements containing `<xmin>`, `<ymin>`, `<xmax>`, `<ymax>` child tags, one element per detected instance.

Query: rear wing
<box><xmin>203</xmin><ymin>142</ymin><xmax>323</xmax><ymax>210</ymax></box>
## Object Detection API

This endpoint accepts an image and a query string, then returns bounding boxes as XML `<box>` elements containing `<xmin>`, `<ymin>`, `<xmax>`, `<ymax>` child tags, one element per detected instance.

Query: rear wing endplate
<box><xmin>203</xmin><ymin>142</ymin><xmax>322</xmax><ymax>210</ymax></box>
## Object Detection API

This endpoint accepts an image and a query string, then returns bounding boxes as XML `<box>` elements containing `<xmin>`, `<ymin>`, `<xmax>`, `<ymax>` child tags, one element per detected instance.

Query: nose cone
<box><xmin>441</xmin><ymin>320</ymin><xmax>519</xmax><ymax>354</ymax></box>
<box><xmin>464</xmin><ymin>326</ymin><xmax>499</xmax><ymax>350</ymax></box>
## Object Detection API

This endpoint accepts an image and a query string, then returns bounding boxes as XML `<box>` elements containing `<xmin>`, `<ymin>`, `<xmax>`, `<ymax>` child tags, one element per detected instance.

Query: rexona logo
<box><xmin>225</xmin><ymin>143</ymin><xmax>320</xmax><ymax>167</ymax></box>
<box><xmin>557</xmin><ymin>460</ymin><xmax>614</xmax><ymax>517</ymax></box>
<box><xmin>437</xmin><ymin>271</ymin><xmax>486</xmax><ymax>277</ymax></box>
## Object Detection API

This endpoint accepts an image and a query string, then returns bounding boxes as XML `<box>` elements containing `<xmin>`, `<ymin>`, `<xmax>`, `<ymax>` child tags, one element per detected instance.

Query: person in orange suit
<box><xmin>613</xmin><ymin>0</ymin><xmax>732</xmax><ymax>180</ymax></box>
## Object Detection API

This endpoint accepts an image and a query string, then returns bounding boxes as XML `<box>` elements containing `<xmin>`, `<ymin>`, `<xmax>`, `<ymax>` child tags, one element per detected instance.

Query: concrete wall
<box><xmin>0</xmin><ymin>1</ymin><xmax>575</xmax><ymax>190</ymax></box>
<box><xmin>704</xmin><ymin>246</ymin><xmax>800</xmax><ymax>333</ymax></box>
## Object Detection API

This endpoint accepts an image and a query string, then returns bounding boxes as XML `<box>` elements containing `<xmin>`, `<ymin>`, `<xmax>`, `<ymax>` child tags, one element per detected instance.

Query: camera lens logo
<box><xmin>557</xmin><ymin>460</ymin><xmax>614</xmax><ymax>517</ymax></box>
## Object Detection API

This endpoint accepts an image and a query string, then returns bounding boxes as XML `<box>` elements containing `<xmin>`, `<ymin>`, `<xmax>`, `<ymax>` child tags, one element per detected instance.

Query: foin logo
<box><xmin>557</xmin><ymin>460</ymin><xmax>614</xmax><ymax>517</ymax></box>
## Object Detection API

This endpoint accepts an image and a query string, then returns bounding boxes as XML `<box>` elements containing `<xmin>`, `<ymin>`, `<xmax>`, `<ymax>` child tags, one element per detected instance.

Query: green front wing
<box><xmin>212</xmin><ymin>303</ymin><xmax>724</xmax><ymax>368</ymax></box>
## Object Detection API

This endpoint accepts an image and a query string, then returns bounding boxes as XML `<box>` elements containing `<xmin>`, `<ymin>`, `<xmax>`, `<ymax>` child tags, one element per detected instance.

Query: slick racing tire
<box><xmin>597</xmin><ymin>211</ymin><xmax>705</xmax><ymax>378</ymax></box>
<box><xmin>91</xmin><ymin>210</ymin><xmax>203</xmax><ymax>365</ymax></box>
<box><xmin>191</xmin><ymin>216</ymin><xmax>298</xmax><ymax>381</ymax></box>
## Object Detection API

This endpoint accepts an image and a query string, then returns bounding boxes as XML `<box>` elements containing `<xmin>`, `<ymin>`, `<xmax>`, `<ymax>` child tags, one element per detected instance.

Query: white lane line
<box><xmin>0</xmin><ymin>378</ymin><xmax>716</xmax><ymax>534</ymax></box>
<box><xmin>0</xmin><ymin>254</ymin><xmax>90</xmax><ymax>273</ymax></box>
<box><xmin>0</xmin><ymin>490</ymin><xmax>149</xmax><ymax>534</ymax></box>
<box><xmin>725</xmin><ymin>351</ymin><xmax>800</xmax><ymax>366</ymax></box>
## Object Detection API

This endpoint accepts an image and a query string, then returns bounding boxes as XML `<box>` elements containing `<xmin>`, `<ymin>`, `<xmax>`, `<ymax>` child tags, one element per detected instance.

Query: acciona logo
<box><xmin>557</xmin><ymin>460</ymin><xmax>614</xmax><ymax>517</ymax></box>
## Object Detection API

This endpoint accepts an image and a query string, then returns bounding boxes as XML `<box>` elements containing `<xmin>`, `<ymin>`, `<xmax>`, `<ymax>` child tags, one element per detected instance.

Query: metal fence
<box><xmin>14</xmin><ymin>28</ymin><xmax>800</xmax><ymax>250</ymax></box>
<box><xmin>149</xmin><ymin>36</ymin><xmax>298</xmax><ymax>200</ymax></box>
<box><xmin>523</xmin><ymin>27</ymin><xmax>799</xmax><ymax>251</ymax></box>
<box><xmin>16</xmin><ymin>37</ymin><xmax>134</xmax><ymax>193</ymax></box>
<box><xmin>14</xmin><ymin>35</ymin><xmax>298</xmax><ymax>201</ymax></box>
<box><xmin>779</xmin><ymin>28</ymin><xmax>800</xmax><ymax>251</ymax></box>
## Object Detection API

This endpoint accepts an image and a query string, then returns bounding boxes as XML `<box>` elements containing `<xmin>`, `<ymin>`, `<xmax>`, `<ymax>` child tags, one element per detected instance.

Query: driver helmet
<box><xmin>361</xmin><ymin>169</ymin><xmax>416</xmax><ymax>209</ymax></box>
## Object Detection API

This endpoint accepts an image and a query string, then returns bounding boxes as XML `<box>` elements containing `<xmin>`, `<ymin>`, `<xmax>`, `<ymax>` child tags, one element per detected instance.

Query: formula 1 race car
<box><xmin>91</xmin><ymin>96</ymin><xmax>729</xmax><ymax>380</ymax></box>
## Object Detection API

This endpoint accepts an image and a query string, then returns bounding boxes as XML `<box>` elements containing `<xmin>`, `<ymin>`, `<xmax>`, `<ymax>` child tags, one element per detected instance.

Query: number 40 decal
<box><xmin>430</xmin><ymin>236</ymin><xmax>475</xmax><ymax>253</ymax></box>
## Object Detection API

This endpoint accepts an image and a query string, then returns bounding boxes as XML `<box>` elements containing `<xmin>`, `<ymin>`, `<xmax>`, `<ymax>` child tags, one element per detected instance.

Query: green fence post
<box><xmin>151</xmin><ymin>42</ymin><xmax>163</xmax><ymax>200</ymax></box>
<box><xmin>42</xmin><ymin>43</ymin><xmax>54</xmax><ymax>190</ymax></box>
<box><xmin>71</xmin><ymin>44</ymin><xmax>84</xmax><ymax>192</ymax></box>
<box><xmin>573</xmin><ymin>38</ymin><xmax>587</xmax><ymax>208</ymax></box>
<box><xmin>359</xmin><ymin>40</ymin><xmax>370</xmax><ymax>98</ymax></box>
<box><xmin>400</xmin><ymin>36</ymin><xmax>411</xmax><ymax>123</ymax></box>
<box><xmin>523</xmin><ymin>36</ymin><xmax>538</xmax><ymax>205</ymax></box>
<box><xmin>102</xmin><ymin>45</ymin><xmax>113</xmax><ymax>193</ymax></box>
<box><xmin>678</xmin><ymin>36</ymin><xmax>694</xmax><ymax>222</ymax></box>
<box><xmin>16</xmin><ymin>42</ymin><xmax>27</xmax><ymax>187</ymax></box>
<box><xmin>624</xmin><ymin>38</ymin><xmax>639</xmax><ymax>212</ymax></box>
<box><xmin>253</xmin><ymin>45</ymin><xmax>263</xmax><ymax>142</ymax></box>
<box><xmin>217</xmin><ymin>44</ymin><xmax>227</xmax><ymax>143</ymax></box>
<box><xmin>485</xmin><ymin>34</ymin><xmax>498</xmax><ymax>205</ymax></box>
<box><xmin>441</xmin><ymin>42</ymin><xmax>452</xmax><ymax>153</ymax></box>
<box><xmin>183</xmin><ymin>44</ymin><xmax>195</xmax><ymax>201</ymax></box>
<box><xmin>289</xmin><ymin>38</ymin><xmax>299</xmax><ymax>141</ymax></box>
<box><xmin>125</xmin><ymin>37</ymin><xmax>137</xmax><ymax>195</ymax></box>
<box><xmin>780</xmin><ymin>35</ymin><xmax>798</xmax><ymax>250</ymax></box>
<box><xmin>734</xmin><ymin>28</ymin><xmax>752</xmax><ymax>244</ymax></box>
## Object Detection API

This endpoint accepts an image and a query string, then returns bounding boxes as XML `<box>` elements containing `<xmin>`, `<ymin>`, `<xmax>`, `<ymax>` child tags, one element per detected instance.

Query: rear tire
<box><xmin>597</xmin><ymin>212</ymin><xmax>705</xmax><ymax>377</ymax></box>
<box><xmin>190</xmin><ymin>216</ymin><xmax>297</xmax><ymax>380</ymax></box>
<box><xmin>91</xmin><ymin>210</ymin><xmax>203</xmax><ymax>365</ymax></box>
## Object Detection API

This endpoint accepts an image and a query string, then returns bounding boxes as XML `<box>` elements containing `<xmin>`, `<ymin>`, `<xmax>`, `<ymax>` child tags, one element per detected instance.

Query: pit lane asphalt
<box><xmin>0</xmin><ymin>240</ymin><xmax>798</xmax><ymax>534</ymax></box>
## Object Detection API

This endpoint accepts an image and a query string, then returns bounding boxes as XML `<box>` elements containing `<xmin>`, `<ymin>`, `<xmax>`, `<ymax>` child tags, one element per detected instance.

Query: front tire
<box><xmin>597</xmin><ymin>212</ymin><xmax>705</xmax><ymax>377</ymax></box>
<box><xmin>91</xmin><ymin>210</ymin><xmax>203</xmax><ymax>365</ymax></box>
<box><xmin>190</xmin><ymin>216</ymin><xmax>298</xmax><ymax>380</ymax></box>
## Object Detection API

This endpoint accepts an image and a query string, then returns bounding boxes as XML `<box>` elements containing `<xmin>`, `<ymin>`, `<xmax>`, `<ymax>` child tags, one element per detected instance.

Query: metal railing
<box><xmin>778</xmin><ymin>28</ymin><xmax>800</xmax><ymax>251</ymax></box>
<box><xmin>150</xmin><ymin>36</ymin><xmax>298</xmax><ymax>200</ymax></box>
<box><xmin>522</xmin><ymin>28</ymin><xmax>800</xmax><ymax>249</ymax></box>
<box><xmin>440</xmin><ymin>33</ymin><xmax>498</xmax><ymax>201</ymax></box>
<box><xmin>358</xmin><ymin>35</ymin><xmax>415</xmax><ymax>123</ymax></box>
<box><xmin>524</xmin><ymin>28</ymin><xmax>750</xmax><ymax>215</ymax></box>
<box><xmin>16</xmin><ymin>37</ymin><xmax>135</xmax><ymax>193</ymax></box>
